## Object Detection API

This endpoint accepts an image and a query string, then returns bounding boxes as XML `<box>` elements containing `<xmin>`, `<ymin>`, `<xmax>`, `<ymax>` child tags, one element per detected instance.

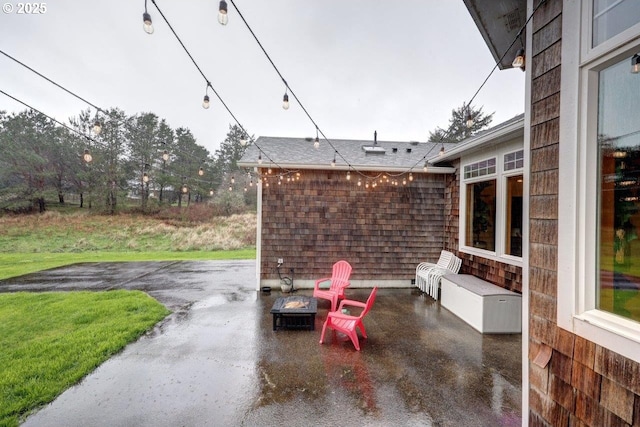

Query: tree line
<box><xmin>0</xmin><ymin>108</ymin><xmax>254</xmax><ymax>214</ymax></box>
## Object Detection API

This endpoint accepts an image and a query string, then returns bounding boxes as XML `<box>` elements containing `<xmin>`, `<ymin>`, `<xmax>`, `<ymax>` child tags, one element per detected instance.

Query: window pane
<box><xmin>505</xmin><ymin>176</ymin><xmax>524</xmax><ymax>257</ymax></box>
<box><xmin>598</xmin><ymin>54</ymin><xmax>640</xmax><ymax>322</ymax></box>
<box><xmin>592</xmin><ymin>0</ymin><xmax>640</xmax><ymax>47</ymax></box>
<box><xmin>465</xmin><ymin>180</ymin><xmax>496</xmax><ymax>251</ymax></box>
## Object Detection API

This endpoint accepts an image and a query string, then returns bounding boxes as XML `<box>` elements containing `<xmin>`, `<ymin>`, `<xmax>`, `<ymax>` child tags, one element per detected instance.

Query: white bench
<box><xmin>440</xmin><ymin>274</ymin><xmax>521</xmax><ymax>334</ymax></box>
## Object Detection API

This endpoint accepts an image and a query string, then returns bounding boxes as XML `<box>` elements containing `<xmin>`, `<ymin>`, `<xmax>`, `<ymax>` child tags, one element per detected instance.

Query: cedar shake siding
<box><xmin>443</xmin><ymin>159</ymin><xmax>523</xmax><ymax>293</ymax></box>
<box><xmin>528</xmin><ymin>1</ymin><xmax>640</xmax><ymax>425</ymax></box>
<box><xmin>259</xmin><ymin>169</ymin><xmax>446</xmax><ymax>283</ymax></box>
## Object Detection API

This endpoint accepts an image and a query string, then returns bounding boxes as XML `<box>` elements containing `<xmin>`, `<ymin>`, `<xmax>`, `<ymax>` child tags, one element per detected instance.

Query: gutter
<box><xmin>236</xmin><ymin>162</ymin><xmax>456</xmax><ymax>174</ymax></box>
<box><xmin>427</xmin><ymin>115</ymin><xmax>525</xmax><ymax>164</ymax></box>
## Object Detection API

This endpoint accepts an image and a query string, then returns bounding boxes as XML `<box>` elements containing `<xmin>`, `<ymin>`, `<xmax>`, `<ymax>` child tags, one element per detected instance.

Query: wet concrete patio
<box><xmin>0</xmin><ymin>260</ymin><xmax>521</xmax><ymax>426</ymax></box>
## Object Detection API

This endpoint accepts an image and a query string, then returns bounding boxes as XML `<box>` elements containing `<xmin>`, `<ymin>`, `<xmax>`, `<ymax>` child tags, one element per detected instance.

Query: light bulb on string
<box><xmin>512</xmin><ymin>48</ymin><xmax>525</xmax><ymax>70</ymax></box>
<box><xmin>423</xmin><ymin>162</ymin><xmax>428</xmax><ymax>172</ymax></box>
<box><xmin>439</xmin><ymin>146</ymin><xmax>445</xmax><ymax>156</ymax></box>
<box><xmin>632</xmin><ymin>54</ymin><xmax>640</xmax><ymax>74</ymax></box>
<box><xmin>465</xmin><ymin>108</ymin><xmax>474</xmax><ymax>128</ymax></box>
<box><xmin>314</xmin><ymin>128</ymin><xmax>320</xmax><ymax>149</ymax></box>
<box><xmin>331</xmin><ymin>152</ymin><xmax>336</xmax><ymax>167</ymax></box>
<box><xmin>198</xmin><ymin>167</ymin><xmax>204</xmax><ymax>176</ymax></box>
<box><xmin>162</xmin><ymin>150</ymin><xmax>169</xmax><ymax>162</ymax></box>
<box><xmin>409</xmin><ymin>173</ymin><xmax>413</xmax><ymax>181</ymax></box>
<box><xmin>202</xmin><ymin>94</ymin><xmax>210</xmax><ymax>109</ymax></box>
<box><xmin>83</xmin><ymin>149</ymin><xmax>93</xmax><ymax>163</ymax></box>
<box><xmin>218</xmin><ymin>0</ymin><xmax>228</xmax><ymax>25</ymax></box>
<box><xmin>282</xmin><ymin>92</ymin><xmax>289</xmax><ymax>110</ymax></box>
<box><xmin>143</xmin><ymin>172</ymin><xmax>149</xmax><ymax>183</ymax></box>
<box><xmin>403</xmin><ymin>178</ymin><xmax>407</xmax><ymax>185</ymax></box>
<box><xmin>240</xmin><ymin>138</ymin><xmax>247</xmax><ymax>146</ymax></box>
<box><xmin>346</xmin><ymin>171</ymin><xmax>351</xmax><ymax>181</ymax></box>
<box><xmin>142</xmin><ymin>12</ymin><xmax>154</xmax><ymax>34</ymax></box>
<box><xmin>231</xmin><ymin>176</ymin><xmax>235</xmax><ymax>184</ymax></box>
<box><xmin>258</xmin><ymin>153</ymin><xmax>263</xmax><ymax>164</ymax></box>
<box><xmin>209</xmin><ymin>189</ymin><xmax>214</xmax><ymax>196</ymax></box>
<box><xmin>93</xmin><ymin>119</ymin><xmax>102</xmax><ymax>135</ymax></box>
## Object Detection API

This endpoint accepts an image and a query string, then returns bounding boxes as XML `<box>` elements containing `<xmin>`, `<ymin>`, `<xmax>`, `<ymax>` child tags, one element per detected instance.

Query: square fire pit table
<box><xmin>271</xmin><ymin>296</ymin><xmax>318</xmax><ymax>331</ymax></box>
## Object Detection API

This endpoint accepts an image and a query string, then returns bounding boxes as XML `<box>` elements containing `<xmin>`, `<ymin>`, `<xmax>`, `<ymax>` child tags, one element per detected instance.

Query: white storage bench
<box><xmin>440</xmin><ymin>274</ymin><xmax>521</xmax><ymax>334</ymax></box>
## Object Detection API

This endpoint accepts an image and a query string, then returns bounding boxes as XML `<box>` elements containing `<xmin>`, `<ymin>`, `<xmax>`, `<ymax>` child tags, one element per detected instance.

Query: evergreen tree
<box><xmin>428</xmin><ymin>104</ymin><xmax>493</xmax><ymax>143</ymax></box>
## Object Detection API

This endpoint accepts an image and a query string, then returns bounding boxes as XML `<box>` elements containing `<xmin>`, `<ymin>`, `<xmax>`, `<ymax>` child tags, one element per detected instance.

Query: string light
<box><xmin>198</xmin><ymin>166</ymin><xmax>204</xmax><ymax>176</ymax></box>
<box><xmin>162</xmin><ymin>150</ymin><xmax>169</xmax><ymax>162</ymax></box>
<box><xmin>142</xmin><ymin>0</ymin><xmax>154</xmax><ymax>34</ymax></box>
<box><xmin>282</xmin><ymin>90</ymin><xmax>289</xmax><ymax>110</ymax></box>
<box><xmin>632</xmin><ymin>54</ymin><xmax>640</xmax><ymax>74</ymax></box>
<box><xmin>92</xmin><ymin>119</ymin><xmax>102</xmax><ymax>135</ymax></box>
<box><xmin>143</xmin><ymin>172</ymin><xmax>149</xmax><ymax>183</ymax></box>
<box><xmin>202</xmin><ymin>83</ymin><xmax>211</xmax><ymax>109</ymax></box>
<box><xmin>465</xmin><ymin>106</ymin><xmax>474</xmax><ymax>128</ymax></box>
<box><xmin>218</xmin><ymin>0</ymin><xmax>228</xmax><ymax>25</ymax></box>
<box><xmin>408</xmin><ymin>173</ymin><xmax>413</xmax><ymax>181</ymax></box>
<box><xmin>331</xmin><ymin>152</ymin><xmax>336</xmax><ymax>167</ymax></box>
<box><xmin>346</xmin><ymin>171</ymin><xmax>351</xmax><ymax>181</ymax></box>
<box><xmin>512</xmin><ymin>48</ymin><xmax>525</xmax><ymax>70</ymax></box>
<box><xmin>83</xmin><ymin>149</ymin><xmax>93</xmax><ymax>163</ymax></box>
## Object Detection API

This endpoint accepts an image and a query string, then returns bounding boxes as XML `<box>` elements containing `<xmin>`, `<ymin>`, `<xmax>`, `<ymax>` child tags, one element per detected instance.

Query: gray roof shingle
<box><xmin>238</xmin><ymin>136</ymin><xmax>458</xmax><ymax>171</ymax></box>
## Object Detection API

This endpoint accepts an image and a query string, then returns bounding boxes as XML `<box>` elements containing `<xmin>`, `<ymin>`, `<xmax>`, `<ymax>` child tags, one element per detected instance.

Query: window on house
<box><xmin>597</xmin><ymin>54</ymin><xmax>640</xmax><ymax>322</ymax></box>
<box><xmin>558</xmin><ymin>0</ymin><xmax>640</xmax><ymax>362</ymax></box>
<box><xmin>460</xmin><ymin>150</ymin><xmax>523</xmax><ymax>264</ymax></box>
<box><xmin>506</xmin><ymin>175</ymin><xmax>523</xmax><ymax>257</ymax></box>
<box><xmin>465</xmin><ymin>180</ymin><xmax>497</xmax><ymax>251</ymax></box>
<box><xmin>592</xmin><ymin>0</ymin><xmax>640</xmax><ymax>47</ymax></box>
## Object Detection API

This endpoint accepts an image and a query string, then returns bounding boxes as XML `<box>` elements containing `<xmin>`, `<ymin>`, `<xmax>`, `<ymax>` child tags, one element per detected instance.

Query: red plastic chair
<box><xmin>319</xmin><ymin>287</ymin><xmax>378</xmax><ymax>351</ymax></box>
<box><xmin>313</xmin><ymin>260</ymin><xmax>352</xmax><ymax>311</ymax></box>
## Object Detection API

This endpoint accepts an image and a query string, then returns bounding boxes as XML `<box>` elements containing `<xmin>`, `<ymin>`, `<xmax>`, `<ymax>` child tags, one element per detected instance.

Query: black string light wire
<box><xmin>148</xmin><ymin>0</ymin><xmax>289</xmax><ymax>177</ymax></box>
<box><xmin>0</xmin><ymin>48</ymin><xmax>221</xmax><ymax>176</ymax></box>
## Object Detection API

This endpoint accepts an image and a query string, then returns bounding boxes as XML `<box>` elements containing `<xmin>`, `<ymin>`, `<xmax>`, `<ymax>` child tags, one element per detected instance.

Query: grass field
<box><xmin>0</xmin><ymin>209</ymin><xmax>257</xmax><ymax>280</ymax></box>
<box><xmin>0</xmin><ymin>291</ymin><xmax>170</xmax><ymax>427</ymax></box>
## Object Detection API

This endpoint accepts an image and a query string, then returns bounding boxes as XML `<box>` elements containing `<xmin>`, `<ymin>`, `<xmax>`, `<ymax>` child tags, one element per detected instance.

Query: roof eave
<box><xmin>237</xmin><ymin>161</ymin><xmax>455</xmax><ymax>174</ymax></box>
<box><xmin>427</xmin><ymin>116</ymin><xmax>524</xmax><ymax>164</ymax></box>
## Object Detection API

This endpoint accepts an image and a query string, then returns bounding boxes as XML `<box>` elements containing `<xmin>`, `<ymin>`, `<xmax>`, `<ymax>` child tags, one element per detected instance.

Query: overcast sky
<box><xmin>1</xmin><ymin>0</ymin><xmax>525</xmax><ymax>155</ymax></box>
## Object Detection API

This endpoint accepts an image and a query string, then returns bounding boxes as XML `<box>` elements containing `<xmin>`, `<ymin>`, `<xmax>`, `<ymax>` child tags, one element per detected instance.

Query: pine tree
<box><xmin>428</xmin><ymin>104</ymin><xmax>493</xmax><ymax>143</ymax></box>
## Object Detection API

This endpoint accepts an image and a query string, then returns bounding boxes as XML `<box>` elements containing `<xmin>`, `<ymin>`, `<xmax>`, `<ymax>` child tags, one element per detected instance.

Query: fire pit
<box><xmin>270</xmin><ymin>296</ymin><xmax>318</xmax><ymax>331</ymax></box>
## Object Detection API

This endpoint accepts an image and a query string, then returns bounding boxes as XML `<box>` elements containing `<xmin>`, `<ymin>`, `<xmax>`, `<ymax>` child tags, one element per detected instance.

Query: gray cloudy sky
<box><xmin>1</xmin><ymin>0</ymin><xmax>525</xmax><ymax>155</ymax></box>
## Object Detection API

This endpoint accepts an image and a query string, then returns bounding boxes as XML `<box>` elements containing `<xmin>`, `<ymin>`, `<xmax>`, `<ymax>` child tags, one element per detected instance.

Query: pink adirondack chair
<box><xmin>319</xmin><ymin>287</ymin><xmax>378</xmax><ymax>351</ymax></box>
<box><xmin>313</xmin><ymin>260</ymin><xmax>352</xmax><ymax>311</ymax></box>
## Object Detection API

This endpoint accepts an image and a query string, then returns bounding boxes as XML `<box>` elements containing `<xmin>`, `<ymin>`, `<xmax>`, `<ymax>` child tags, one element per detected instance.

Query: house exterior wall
<box><xmin>528</xmin><ymin>1</ymin><xmax>640</xmax><ymax>425</ymax></box>
<box><xmin>443</xmin><ymin>159</ymin><xmax>523</xmax><ymax>293</ymax></box>
<box><xmin>259</xmin><ymin>169</ymin><xmax>446</xmax><ymax>286</ymax></box>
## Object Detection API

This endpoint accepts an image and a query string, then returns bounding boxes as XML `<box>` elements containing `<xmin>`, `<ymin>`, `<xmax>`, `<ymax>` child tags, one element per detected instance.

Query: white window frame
<box><xmin>459</xmin><ymin>145</ymin><xmax>524</xmax><ymax>267</ymax></box>
<box><xmin>558</xmin><ymin>0</ymin><xmax>640</xmax><ymax>363</ymax></box>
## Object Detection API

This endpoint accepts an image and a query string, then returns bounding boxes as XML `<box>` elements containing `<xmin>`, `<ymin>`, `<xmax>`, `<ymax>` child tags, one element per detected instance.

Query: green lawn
<box><xmin>0</xmin><ymin>291</ymin><xmax>170</xmax><ymax>427</ymax></box>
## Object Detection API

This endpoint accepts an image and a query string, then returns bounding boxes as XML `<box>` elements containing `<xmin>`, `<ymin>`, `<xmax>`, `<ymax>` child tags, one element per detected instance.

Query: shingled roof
<box><xmin>238</xmin><ymin>136</ymin><xmax>458</xmax><ymax>172</ymax></box>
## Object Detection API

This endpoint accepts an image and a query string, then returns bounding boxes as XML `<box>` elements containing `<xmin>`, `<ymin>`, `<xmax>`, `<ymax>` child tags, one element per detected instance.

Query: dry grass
<box><xmin>0</xmin><ymin>209</ymin><xmax>257</xmax><ymax>253</ymax></box>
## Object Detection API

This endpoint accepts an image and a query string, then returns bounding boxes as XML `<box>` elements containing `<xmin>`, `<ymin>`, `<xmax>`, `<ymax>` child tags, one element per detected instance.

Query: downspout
<box><xmin>255</xmin><ymin>169</ymin><xmax>263</xmax><ymax>291</ymax></box>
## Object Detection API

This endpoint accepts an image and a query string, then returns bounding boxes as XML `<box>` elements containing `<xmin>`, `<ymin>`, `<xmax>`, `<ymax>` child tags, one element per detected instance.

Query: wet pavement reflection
<box><xmin>0</xmin><ymin>261</ymin><xmax>521</xmax><ymax>426</ymax></box>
